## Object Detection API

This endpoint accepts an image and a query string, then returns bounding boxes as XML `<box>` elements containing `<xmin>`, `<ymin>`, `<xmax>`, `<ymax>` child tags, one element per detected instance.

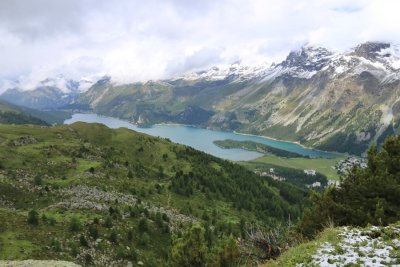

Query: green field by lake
<box><xmin>245</xmin><ymin>154</ymin><xmax>346</xmax><ymax>180</ymax></box>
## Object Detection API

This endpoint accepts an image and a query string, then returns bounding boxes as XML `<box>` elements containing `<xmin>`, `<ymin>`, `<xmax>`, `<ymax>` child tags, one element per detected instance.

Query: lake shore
<box><xmin>65</xmin><ymin>113</ymin><xmax>339</xmax><ymax>160</ymax></box>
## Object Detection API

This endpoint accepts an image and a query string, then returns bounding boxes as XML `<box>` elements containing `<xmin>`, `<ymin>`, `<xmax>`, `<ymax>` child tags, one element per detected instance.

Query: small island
<box><xmin>213</xmin><ymin>139</ymin><xmax>308</xmax><ymax>158</ymax></box>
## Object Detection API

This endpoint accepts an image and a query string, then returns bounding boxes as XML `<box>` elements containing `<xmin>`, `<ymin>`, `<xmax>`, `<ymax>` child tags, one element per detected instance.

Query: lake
<box><xmin>64</xmin><ymin>113</ymin><xmax>338</xmax><ymax>161</ymax></box>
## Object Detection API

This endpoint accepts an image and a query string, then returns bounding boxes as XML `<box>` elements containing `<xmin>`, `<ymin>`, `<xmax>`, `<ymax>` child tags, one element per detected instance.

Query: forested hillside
<box><xmin>0</xmin><ymin>100</ymin><xmax>48</xmax><ymax>125</ymax></box>
<box><xmin>299</xmin><ymin>134</ymin><xmax>400</xmax><ymax>237</ymax></box>
<box><xmin>0</xmin><ymin>100</ymin><xmax>70</xmax><ymax>125</ymax></box>
<box><xmin>73</xmin><ymin>42</ymin><xmax>400</xmax><ymax>155</ymax></box>
<box><xmin>0</xmin><ymin>122</ymin><xmax>306</xmax><ymax>266</ymax></box>
<box><xmin>262</xmin><ymin>134</ymin><xmax>400</xmax><ymax>266</ymax></box>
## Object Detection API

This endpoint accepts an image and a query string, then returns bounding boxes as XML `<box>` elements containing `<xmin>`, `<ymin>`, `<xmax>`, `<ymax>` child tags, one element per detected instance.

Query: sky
<box><xmin>1</xmin><ymin>0</ymin><xmax>400</xmax><ymax>91</ymax></box>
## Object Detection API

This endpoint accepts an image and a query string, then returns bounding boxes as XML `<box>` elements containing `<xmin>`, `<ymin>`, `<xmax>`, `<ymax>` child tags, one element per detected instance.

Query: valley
<box><xmin>61</xmin><ymin>42</ymin><xmax>400</xmax><ymax>156</ymax></box>
<box><xmin>3</xmin><ymin>42</ymin><xmax>399</xmax><ymax>157</ymax></box>
<box><xmin>0</xmin><ymin>122</ymin><xmax>307</xmax><ymax>266</ymax></box>
<box><xmin>2</xmin><ymin>1</ymin><xmax>400</xmax><ymax>266</ymax></box>
<box><xmin>64</xmin><ymin>113</ymin><xmax>340</xmax><ymax>160</ymax></box>
<box><xmin>64</xmin><ymin>113</ymin><xmax>344</xmax><ymax>181</ymax></box>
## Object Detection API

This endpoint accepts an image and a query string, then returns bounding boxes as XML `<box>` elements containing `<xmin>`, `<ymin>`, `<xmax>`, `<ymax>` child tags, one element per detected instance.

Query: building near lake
<box><xmin>304</xmin><ymin>169</ymin><xmax>316</xmax><ymax>176</ymax></box>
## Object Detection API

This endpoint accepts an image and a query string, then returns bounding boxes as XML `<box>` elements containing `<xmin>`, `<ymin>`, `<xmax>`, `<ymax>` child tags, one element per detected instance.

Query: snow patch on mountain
<box><xmin>377</xmin><ymin>44</ymin><xmax>400</xmax><ymax>70</ymax></box>
<box><xmin>297</xmin><ymin>225</ymin><xmax>400</xmax><ymax>267</ymax></box>
<box><xmin>178</xmin><ymin>61</ymin><xmax>272</xmax><ymax>81</ymax></box>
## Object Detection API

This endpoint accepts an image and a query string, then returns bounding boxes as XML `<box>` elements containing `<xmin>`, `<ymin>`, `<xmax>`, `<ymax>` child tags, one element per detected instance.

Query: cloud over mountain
<box><xmin>1</xmin><ymin>0</ymin><xmax>400</xmax><ymax>91</ymax></box>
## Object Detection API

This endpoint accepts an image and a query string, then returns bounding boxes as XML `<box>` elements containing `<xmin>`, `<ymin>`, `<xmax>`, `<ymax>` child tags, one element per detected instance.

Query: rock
<box><xmin>12</xmin><ymin>136</ymin><xmax>38</xmax><ymax>146</ymax></box>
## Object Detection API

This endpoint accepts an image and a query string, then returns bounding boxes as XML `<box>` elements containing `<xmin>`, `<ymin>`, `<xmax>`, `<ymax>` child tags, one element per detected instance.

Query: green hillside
<box><xmin>263</xmin><ymin>222</ymin><xmax>400</xmax><ymax>267</ymax></box>
<box><xmin>0</xmin><ymin>100</ymin><xmax>71</xmax><ymax>125</ymax></box>
<box><xmin>248</xmin><ymin>154</ymin><xmax>344</xmax><ymax>180</ymax></box>
<box><xmin>213</xmin><ymin>139</ymin><xmax>306</xmax><ymax>158</ymax></box>
<box><xmin>0</xmin><ymin>122</ymin><xmax>306</xmax><ymax>266</ymax></box>
<box><xmin>259</xmin><ymin>134</ymin><xmax>400</xmax><ymax>266</ymax></box>
<box><xmin>74</xmin><ymin>44</ymin><xmax>400</xmax><ymax>156</ymax></box>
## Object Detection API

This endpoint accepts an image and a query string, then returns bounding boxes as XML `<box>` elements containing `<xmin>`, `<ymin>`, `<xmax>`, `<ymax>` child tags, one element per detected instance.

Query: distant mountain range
<box><xmin>0</xmin><ymin>99</ymin><xmax>71</xmax><ymax>125</ymax></box>
<box><xmin>2</xmin><ymin>41</ymin><xmax>400</xmax><ymax>155</ymax></box>
<box><xmin>0</xmin><ymin>76</ymin><xmax>94</xmax><ymax>110</ymax></box>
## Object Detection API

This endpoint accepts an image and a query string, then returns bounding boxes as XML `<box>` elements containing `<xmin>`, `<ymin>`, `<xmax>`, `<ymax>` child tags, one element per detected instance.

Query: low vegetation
<box><xmin>250</xmin><ymin>154</ymin><xmax>345</xmax><ymax>180</ymax></box>
<box><xmin>240</xmin><ymin>161</ymin><xmax>328</xmax><ymax>190</ymax></box>
<box><xmin>299</xmin><ymin>135</ymin><xmax>400</xmax><ymax>237</ymax></box>
<box><xmin>0</xmin><ymin>111</ymin><xmax>48</xmax><ymax>125</ymax></box>
<box><xmin>262</xmin><ymin>134</ymin><xmax>400</xmax><ymax>266</ymax></box>
<box><xmin>1</xmin><ymin>120</ymin><xmax>398</xmax><ymax>266</ymax></box>
<box><xmin>263</xmin><ymin>223</ymin><xmax>400</xmax><ymax>267</ymax></box>
<box><xmin>0</xmin><ymin>99</ymin><xmax>71</xmax><ymax>125</ymax></box>
<box><xmin>0</xmin><ymin>122</ymin><xmax>307</xmax><ymax>266</ymax></box>
<box><xmin>213</xmin><ymin>139</ymin><xmax>307</xmax><ymax>158</ymax></box>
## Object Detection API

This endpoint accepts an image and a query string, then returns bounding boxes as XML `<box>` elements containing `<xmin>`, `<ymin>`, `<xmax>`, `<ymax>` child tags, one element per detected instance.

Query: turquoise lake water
<box><xmin>64</xmin><ymin>113</ymin><xmax>338</xmax><ymax>161</ymax></box>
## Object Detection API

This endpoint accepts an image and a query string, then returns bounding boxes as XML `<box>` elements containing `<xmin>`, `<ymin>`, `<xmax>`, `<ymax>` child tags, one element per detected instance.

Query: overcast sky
<box><xmin>1</xmin><ymin>0</ymin><xmax>400</xmax><ymax>89</ymax></box>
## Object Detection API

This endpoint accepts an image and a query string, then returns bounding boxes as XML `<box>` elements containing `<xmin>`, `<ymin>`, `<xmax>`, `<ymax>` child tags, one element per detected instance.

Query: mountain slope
<box><xmin>263</xmin><ymin>222</ymin><xmax>400</xmax><ymax>267</ymax></box>
<box><xmin>1</xmin><ymin>86</ymin><xmax>76</xmax><ymax>110</ymax></box>
<box><xmin>0</xmin><ymin>99</ymin><xmax>70</xmax><ymax>125</ymax></box>
<box><xmin>76</xmin><ymin>42</ymin><xmax>400</xmax><ymax>155</ymax></box>
<box><xmin>0</xmin><ymin>76</ymin><xmax>94</xmax><ymax>110</ymax></box>
<box><xmin>0</xmin><ymin>100</ymin><xmax>48</xmax><ymax>125</ymax></box>
<box><xmin>0</xmin><ymin>122</ymin><xmax>306</xmax><ymax>266</ymax></box>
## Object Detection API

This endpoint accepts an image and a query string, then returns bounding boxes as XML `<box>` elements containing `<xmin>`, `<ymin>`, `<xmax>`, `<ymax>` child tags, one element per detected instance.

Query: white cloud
<box><xmin>0</xmin><ymin>0</ymin><xmax>400</xmax><ymax>91</ymax></box>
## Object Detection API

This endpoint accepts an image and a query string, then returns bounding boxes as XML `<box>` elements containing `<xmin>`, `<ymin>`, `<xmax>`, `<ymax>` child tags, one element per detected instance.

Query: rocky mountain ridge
<box><xmin>0</xmin><ymin>76</ymin><xmax>96</xmax><ymax>110</ymax></box>
<box><xmin>2</xmin><ymin>41</ymin><xmax>400</xmax><ymax>155</ymax></box>
<box><xmin>70</xmin><ymin>42</ymin><xmax>400</xmax><ymax>155</ymax></box>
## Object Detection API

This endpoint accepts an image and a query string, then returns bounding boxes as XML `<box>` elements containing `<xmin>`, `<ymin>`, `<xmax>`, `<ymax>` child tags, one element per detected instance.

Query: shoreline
<box><xmin>231</xmin><ymin>130</ymin><xmax>344</xmax><ymax>157</ymax></box>
<box><xmin>66</xmin><ymin>113</ymin><xmax>344</xmax><ymax>158</ymax></box>
<box><xmin>156</xmin><ymin>122</ymin><xmax>343</xmax><ymax>158</ymax></box>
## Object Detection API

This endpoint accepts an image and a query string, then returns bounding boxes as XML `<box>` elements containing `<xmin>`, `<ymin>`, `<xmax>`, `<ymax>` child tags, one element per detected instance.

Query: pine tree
<box><xmin>170</xmin><ymin>224</ymin><xmax>207</xmax><ymax>267</ymax></box>
<box><xmin>27</xmin><ymin>210</ymin><xmax>39</xmax><ymax>225</ymax></box>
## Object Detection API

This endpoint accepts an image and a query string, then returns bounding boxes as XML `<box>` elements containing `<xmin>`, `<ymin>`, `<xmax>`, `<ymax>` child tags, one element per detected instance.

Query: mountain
<box><xmin>0</xmin><ymin>99</ymin><xmax>49</xmax><ymax>125</ymax></box>
<box><xmin>75</xmin><ymin>42</ymin><xmax>400</xmax><ymax>155</ymax></box>
<box><xmin>0</xmin><ymin>76</ymin><xmax>94</xmax><ymax>110</ymax></box>
<box><xmin>263</xmin><ymin>222</ymin><xmax>400</xmax><ymax>267</ymax></box>
<box><xmin>0</xmin><ymin>99</ymin><xmax>70</xmax><ymax>125</ymax></box>
<box><xmin>0</xmin><ymin>122</ymin><xmax>306</xmax><ymax>266</ymax></box>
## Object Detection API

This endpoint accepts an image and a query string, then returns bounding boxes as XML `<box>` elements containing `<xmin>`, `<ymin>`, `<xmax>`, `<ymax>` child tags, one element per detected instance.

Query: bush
<box><xmin>300</xmin><ymin>135</ymin><xmax>400</xmax><ymax>237</ymax></box>
<box><xmin>27</xmin><ymin>210</ymin><xmax>39</xmax><ymax>225</ymax></box>
<box><xmin>138</xmin><ymin>232</ymin><xmax>150</xmax><ymax>247</ymax></box>
<box><xmin>34</xmin><ymin>175</ymin><xmax>42</xmax><ymax>186</ymax></box>
<box><xmin>127</xmin><ymin>229</ymin><xmax>134</xmax><ymax>241</ymax></box>
<box><xmin>88</xmin><ymin>224</ymin><xmax>99</xmax><ymax>239</ymax></box>
<box><xmin>170</xmin><ymin>224</ymin><xmax>207</xmax><ymax>267</ymax></box>
<box><xmin>51</xmin><ymin>238</ymin><xmax>62</xmax><ymax>252</ymax></box>
<box><xmin>138</xmin><ymin>218</ymin><xmax>149</xmax><ymax>233</ymax></box>
<box><xmin>80</xmin><ymin>235</ymin><xmax>88</xmax><ymax>247</ymax></box>
<box><xmin>70</xmin><ymin>242</ymin><xmax>79</xmax><ymax>257</ymax></box>
<box><xmin>109</xmin><ymin>230</ymin><xmax>118</xmax><ymax>244</ymax></box>
<box><xmin>69</xmin><ymin>216</ymin><xmax>81</xmax><ymax>232</ymax></box>
<box><xmin>104</xmin><ymin>216</ymin><xmax>113</xmax><ymax>228</ymax></box>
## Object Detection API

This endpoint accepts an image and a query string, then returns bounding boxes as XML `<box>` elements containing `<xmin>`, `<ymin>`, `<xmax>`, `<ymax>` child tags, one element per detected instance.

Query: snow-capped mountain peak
<box><xmin>178</xmin><ymin>61</ymin><xmax>272</xmax><ymax>81</ymax></box>
<box><xmin>280</xmin><ymin>45</ymin><xmax>334</xmax><ymax>72</ymax></box>
<box><xmin>176</xmin><ymin>43</ymin><xmax>400</xmax><ymax>83</ymax></box>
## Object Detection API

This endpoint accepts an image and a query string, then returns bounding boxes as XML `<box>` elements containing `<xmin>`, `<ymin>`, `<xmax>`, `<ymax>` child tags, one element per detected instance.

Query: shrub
<box><xmin>69</xmin><ymin>216</ymin><xmax>81</xmax><ymax>232</ymax></box>
<box><xmin>80</xmin><ymin>235</ymin><xmax>88</xmax><ymax>247</ymax></box>
<box><xmin>138</xmin><ymin>218</ymin><xmax>149</xmax><ymax>233</ymax></box>
<box><xmin>104</xmin><ymin>216</ymin><xmax>113</xmax><ymax>228</ymax></box>
<box><xmin>27</xmin><ymin>210</ymin><xmax>39</xmax><ymax>225</ymax></box>
<box><xmin>109</xmin><ymin>230</ymin><xmax>118</xmax><ymax>244</ymax></box>
<box><xmin>51</xmin><ymin>238</ymin><xmax>62</xmax><ymax>252</ymax></box>
<box><xmin>34</xmin><ymin>175</ymin><xmax>42</xmax><ymax>186</ymax></box>
<box><xmin>138</xmin><ymin>232</ymin><xmax>150</xmax><ymax>247</ymax></box>
<box><xmin>88</xmin><ymin>224</ymin><xmax>99</xmax><ymax>239</ymax></box>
